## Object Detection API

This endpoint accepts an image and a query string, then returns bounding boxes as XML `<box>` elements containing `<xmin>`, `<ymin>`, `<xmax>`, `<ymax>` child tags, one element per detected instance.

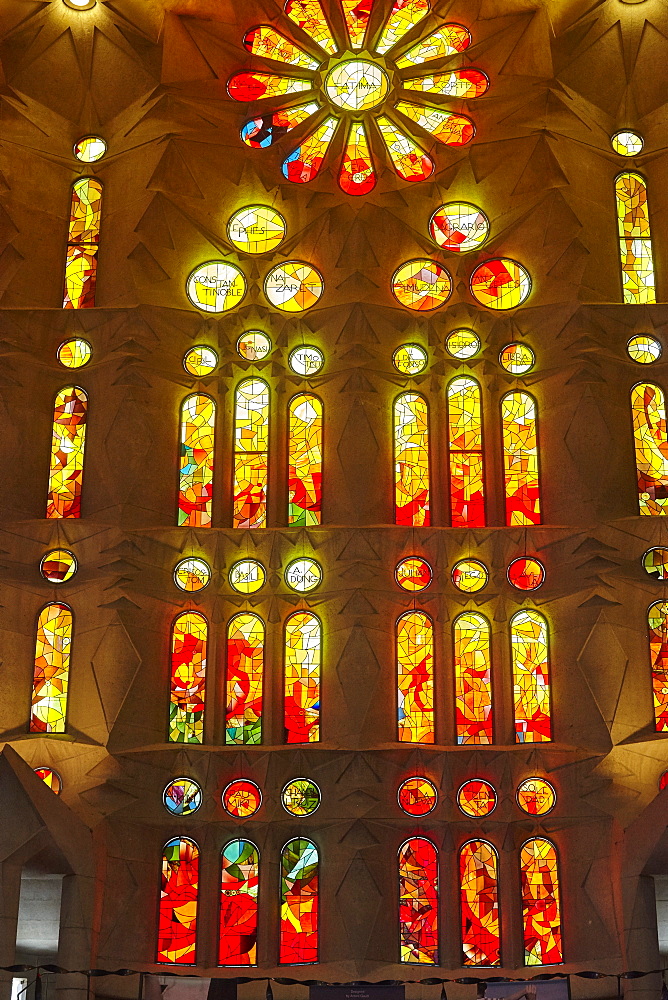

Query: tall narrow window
<box><xmin>178</xmin><ymin>394</ymin><xmax>215</xmax><ymax>527</ymax></box>
<box><xmin>399</xmin><ymin>837</ymin><xmax>439</xmax><ymax>965</ymax></box>
<box><xmin>648</xmin><ymin>602</ymin><xmax>668</xmax><ymax>731</ymax></box>
<box><xmin>397</xmin><ymin>611</ymin><xmax>434</xmax><ymax>744</ymax></box>
<box><xmin>501</xmin><ymin>391</ymin><xmax>541</xmax><ymax>526</ymax></box>
<box><xmin>219</xmin><ymin>839</ymin><xmax>259</xmax><ymax>967</ymax></box>
<box><xmin>63</xmin><ymin>177</ymin><xmax>102</xmax><ymax>309</ymax></box>
<box><xmin>169</xmin><ymin>612</ymin><xmax>207</xmax><ymax>743</ymax></box>
<box><xmin>454</xmin><ymin>612</ymin><xmax>492</xmax><ymax>745</ymax></box>
<box><xmin>394</xmin><ymin>393</ymin><xmax>430</xmax><ymax>526</ymax></box>
<box><xmin>226</xmin><ymin>613</ymin><xmax>264</xmax><ymax>744</ymax></box>
<box><xmin>615</xmin><ymin>171</ymin><xmax>656</xmax><ymax>305</ymax></box>
<box><xmin>233</xmin><ymin>379</ymin><xmax>269</xmax><ymax>529</ymax></box>
<box><xmin>631</xmin><ymin>383</ymin><xmax>668</xmax><ymax>515</ymax></box>
<box><xmin>30</xmin><ymin>603</ymin><xmax>72</xmax><ymax>734</ymax></box>
<box><xmin>460</xmin><ymin>840</ymin><xmax>500</xmax><ymax>967</ymax></box>
<box><xmin>46</xmin><ymin>386</ymin><xmax>88</xmax><ymax>519</ymax></box>
<box><xmin>157</xmin><ymin>837</ymin><xmax>199</xmax><ymax>965</ymax></box>
<box><xmin>447</xmin><ymin>377</ymin><xmax>485</xmax><ymax>527</ymax></box>
<box><xmin>280</xmin><ymin>838</ymin><xmax>319</xmax><ymax>964</ymax></box>
<box><xmin>510</xmin><ymin>610</ymin><xmax>552</xmax><ymax>743</ymax></box>
<box><xmin>288</xmin><ymin>393</ymin><xmax>323</xmax><ymax>525</ymax></box>
<box><xmin>284</xmin><ymin>612</ymin><xmax>321</xmax><ymax>744</ymax></box>
<box><xmin>521</xmin><ymin>838</ymin><xmax>563</xmax><ymax>966</ymax></box>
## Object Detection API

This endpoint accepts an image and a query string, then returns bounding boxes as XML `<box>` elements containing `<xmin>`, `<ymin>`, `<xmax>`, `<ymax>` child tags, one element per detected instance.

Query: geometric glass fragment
<box><xmin>63</xmin><ymin>178</ymin><xmax>102</xmax><ymax>309</ymax></box>
<box><xmin>283</xmin><ymin>117</ymin><xmax>339</xmax><ymax>184</ymax></box>
<box><xmin>429</xmin><ymin>203</ymin><xmax>489</xmax><ymax>252</ymax></box>
<box><xmin>377</xmin><ymin>117</ymin><xmax>434</xmax><ymax>182</ymax></box>
<box><xmin>285</xmin><ymin>558</ymin><xmax>323</xmax><ymax>593</ymax></box>
<box><xmin>173</xmin><ymin>558</ymin><xmax>211</xmax><ymax>592</ymax></box>
<box><xmin>284</xmin><ymin>0</ymin><xmax>336</xmax><ymax>55</ymax></box>
<box><xmin>395</xmin><ymin>102</ymin><xmax>475</xmax><ymax>147</ymax></box>
<box><xmin>58</xmin><ymin>338</ymin><xmax>91</xmax><ymax>369</ymax></box>
<box><xmin>649</xmin><ymin>601</ymin><xmax>668</xmax><ymax>732</ymax></box>
<box><xmin>265</xmin><ymin>262</ymin><xmax>324</xmax><ymax>311</ymax></box>
<box><xmin>396</xmin><ymin>556</ymin><xmax>432</xmax><ymax>592</ymax></box>
<box><xmin>163</xmin><ymin>778</ymin><xmax>202</xmax><ymax>817</ymax></box>
<box><xmin>500</xmin><ymin>343</ymin><xmax>535</xmax><ymax>375</ymax></box>
<box><xmin>507</xmin><ymin>557</ymin><xmax>545</xmax><ymax>591</ymax></box>
<box><xmin>40</xmin><ymin>549</ymin><xmax>77</xmax><ymax>583</ymax></box>
<box><xmin>282</xmin><ymin>778</ymin><xmax>321</xmax><ymax>816</ymax></box>
<box><xmin>222</xmin><ymin>779</ymin><xmax>263</xmax><ymax>818</ymax></box>
<box><xmin>446</xmin><ymin>329</ymin><xmax>480</xmax><ymax>360</ymax></box>
<box><xmin>398</xmin><ymin>777</ymin><xmax>437</xmax><ymax>816</ymax></box>
<box><xmin>396</xmin><ymin>24</ymin><xmax>471</xmax><ymax>67</ymax></box>
<box><xmin>628</xmin><ymin>335</ymin><xmax>661</xmax><ymax>364</ymax></box>
<box><xmin>377</xmin><ymin>0</ymin><xmax>431</xmax><ymax>55</ymax></box>
<box><xmin>228</xmin><ymin>206</ymin><xmax>287</xmax><ymax>255</ymax></box>
<box><xmin>643</xmin><ymin>547</ymin><xmax>668</xmax><ymax>580</ymax></box>
<box><xmin>452</xmin><ymin>559</ymin><xmax>488</xmax><ymax>593</ymax></box>
<box><xmin>186</xmin><ymin>262</ymin><xmax>247</xmax><ymax>313</ymax></box>
<box><xmin>403</xmin><ymin>68</ymin><xmax>489</xmax><ymax>99</ymax></box>
<box><xmin>393</xmin><ymin>344</ymin><xmax>428</xmax><ymax>375</ymax></box>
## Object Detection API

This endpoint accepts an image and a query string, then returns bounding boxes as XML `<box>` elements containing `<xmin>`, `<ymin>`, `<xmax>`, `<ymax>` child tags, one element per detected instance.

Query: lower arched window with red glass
<box><xmin>157</xmin><ymin>837</ymin><xmax>199</xmax><ymax>965</ymax></box>
<box><xmin>219</xmin><ymin>839</ymin><xmax>259</xmax><ymax>967</ymax></box>
<box><xmin>399</xmin><ymin>836</ymin><xmax>439</xmax><ymax>965</ymax></box>
<box><xmin>521</xmin><ymin>837</ymin><xmax>563</xmax><ymax>966</ymax></box>
<box><xmin>459</xmin><ymin>839</ymin><xmax>500</xmax><ymax>966</ymax></box>
<box><xmin>280</xmin><ymin>838</ymin><xmax>319</xmax><ymax>964</ymax></box>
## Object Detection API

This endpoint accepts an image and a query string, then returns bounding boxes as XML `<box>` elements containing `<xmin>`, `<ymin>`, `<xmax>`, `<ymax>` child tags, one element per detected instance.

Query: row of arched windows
<box><xmin>158</xmin><ymin>835</ymin><xmax>562</xmax><ymax>968</ymax></box>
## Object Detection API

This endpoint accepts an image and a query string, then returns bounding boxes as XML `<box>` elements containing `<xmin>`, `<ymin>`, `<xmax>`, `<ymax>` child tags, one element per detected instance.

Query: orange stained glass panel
<box><xmin>157</xmin><ymin>837</ymin><xmax>199</xmax><ymax>964</ymax></box>
<box><xmin>511</xmin><ymin>610</ymin><xmax>552</xmax><ymax>744</ymax></box>
<box><xmin>243</xmin><ymin>25</ymin><xmax>320</xmax><ymax>69</ymax></box>
<box><xmin>227</xmin><ymin>71</ymin><xmax>313</xmax><ymax>102</ymax></box>
<box><xmin>615</xmin><ymin>171</ymin><xmax>656</xmax><ymax>305</ymax></box>
<box><xmin>342</xmin><ymin>0</ymin><xmax>374</xmax><ymax>48</ymax></box>
<box><xmin>454</xmin><ymin>612</ymin><xmax>492</xmax><ymax>745</ymax></box>
<box><xmin>284</xmin><ymin>612</ymin><xmax>321</xmax><ymax>743</ymax></box>
<box><xmin>403</xmin><ymin>68</ymin><xmax>489</xmax><ymax>99</ymax></box>
<box><xmin>394</xmin><ymin>393</ymin><xmax>430</xmax><ymax>526</ymax></box>
<box><xmin>377</xmin><ymin>0</ymin><xmax>431</xmax><ymax>55</ymax></box>
<box><xmin>632</xmin><ymin>382</ymin><xmax>668</xmax><ymax>515</ymax></box>
<box><xmin>395</xmin><ymin>24</ymin><xmax>471</xmax><ymax>67</ymax></box>
<box><xmin>340</xmin><ymin>121</ymin><xmax>376</xmax><ymax>196</ymax></box>
<box><xmin>169</xmin><ymin>612</ymin><xmax>207</xmax><ymax>744</ymax></box>
<box><xmin>649</xmin><ymin>601</ymin><xmax>668</xmax><ymax>732</ymax></box>
<box><xmin>521</xmin><ymin>838</ymin><xmax>563</xmax><ymax>966</ymax></box>
<box><xmin>226</xmin><ymin>613</ymin><xmax>264</xmax><ymax>745</ymax></box>
<box><xmin>376</xmin><ymin>117</ymin><xmax>434</xmax><ymax>182</ymax></box>
<box><xmin>46</xmin><ymin>386</ymin><xmax>88</xmax><ymax>519</ymax></box>
<box><xmin>501</xmin><ymin>391</ymin><xmax>542</xmax><ymax>526</ymax></box>
<box><xmin>399</xmin><ymin>837</ymin><xmax>439</xmax><ymax>965</ymax></box>
<box><xmin>285</xmin><ymin>0</ymin><xmax>336</xmax><ymax>54</ymax></box>
<box><xmin>280</xmin><ymin>838</ymin><xmax>319</xmax><ymax>964</ymax></box>
<box><xmin>460</xmin><ymin>840</ymin><xmax>500</xmax><ymax>967</ymax></box>
<box><xmin>63</xmin><ymin>177</ymin><xmax>102</xmax><ymax>309</ymax></box>
<box><xmin>178</xmin><ymin>394</ymin><xmax>215</xmax><ymax>528</ymax></box>
<box><xmin>241</xmin><ymin>102</ymin><xmax>320</xmax><ymax>148</ymax></box>
<box><xmin>233</xmin><ymin>379</ymin><xmax>269</xmax><ymax>529</ymax></box>
<box><xmin>30</xmin><ymin>603</ymin><xmax>72</xmax><ymax>734</ymax></box>
<box><xmin>288</xmin><ymin>394</ymin><xmax>323</xmax><ymax>526</ymax></box>
<box><xmin>397</xmin><ymin>611</ymin><xmax>434</xmax><ymax>744</ymax></box>
<box><xmin>283</xmin><ymin>116</ymin><xmax>339</xmax><ymax>183</ymax></box>
<box><xmin>447</xmin><ymin>377</ymin><xmax>485</xmax><ymax>527</ymax></box>
<box><xmin>219</xmin><ymin>839</ymin><xmax>259</xmax><ymax>967</ymax></box>
<box><xmin>395</xmin><ymin>102</ymin><xmax>475</xmax><ymax>147</ymax></box>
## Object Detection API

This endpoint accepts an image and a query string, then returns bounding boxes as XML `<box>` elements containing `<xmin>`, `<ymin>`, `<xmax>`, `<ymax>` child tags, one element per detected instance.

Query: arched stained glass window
<box><xmin>46</xmin><ymin>387</ymin><xmax>88</xmax><ymax>519</ymax></box>
<box><xmin>288</xmin><ymin>393</ymin><xmax>323</xmax><ymax>525</ymax></box>
<box><xmin>394</xmin><ymin>393</ymin><xmax>430</xmax><ymax>526</ymax></box>
<box><xmin>63</xmin><ymin>177</ymin><xmax>102</xmax><ymax>309</ymax></box>
<box><xmin>460</xmin><ymin>839</ymin><xmax>500</xmax><ymax>967</ymax></box>
<box><xmin>284</xmin><ymin>612</ymin><xmax>321</xmax><ymax>744</ymax></box>
<box><xmin>219</xmin><ymin>839</ymin><xmax>259</xmax><ymax>967</ymax></box>
<box><xmin>454</xmin><ymin>611</ymin><xmax>492</xmax><ymax>745</ymax></box>
<box><xmin>280</xmin><ymin>838</ymin><xmax>319</xmax><ymax>965</ymax></box>
<box><xmin>521</xmin><ymin>838</ymin><xmax>563</xmax><ymax>966</ymax></box>
<box><xmin>233</xmin><ymin>379</ymin><xmax>269</xmax><ymax>529</ymax></box>
<box><xmin>178</xmin><ymin>394</ymin><xmax>215</xmax><ymax>527</ymax></box>
<box><xmin>648</xmin><ymin>602</ymin><xmax>668</xmax><ymax>731</ymax></box>
<box><xmin>501</xmin><ymin>391</ymin><xmax>541</xmax><ymax>526</ymax></box>
<box><xmin>510</xmin><ymin>610</ymin><xmax>552</xmax><ymax>744</ymax></box>
<box><xmin>226</xmin><ymin>613</ymin><xmax>264</xmax><ymax>745</ymax></box>
<box><xmin>631</xmin><ymin>383</ymin><xmax>668</xmax><ymax>515</ymax></box>
<box><xmin>447</xmin><ymin>377</ymin><xmax>485</xmax><ymax>527</ymax></box>
<box><xmin>397</xmin><ymin>611</ymin><xmax>434</xmax><ymax>744</ymax></box>
<box><xmin>615</xmin><ymin>172</ymin><xmax>656</xmax><ymax>305</ymax></box>
<box><xmin>29</xmin><ymin>603</ymin><xmax>72</xmax><ymax>734</ymax></box>
<box><xmin>399</xmin><ymin>837</ymin><xmax>439</xmax><ymax>965</ymax></box>
<box><xmin>157</xmin><ymin>837</ymin><xmax>199</xmax><ymax>965</ymax></box>
<box><xmin>169</xmin><ymin>612</ymin><xmax>207</xmax><ymax>744</ymax></box>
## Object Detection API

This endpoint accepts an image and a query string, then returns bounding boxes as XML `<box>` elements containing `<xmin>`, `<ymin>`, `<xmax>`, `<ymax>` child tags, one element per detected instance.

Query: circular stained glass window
<box><xmin>642</xmin><ymin>548</ymin><xmax>668</xmax><ymax>580</ymax></box>
<box><xmin>452</xmin><ymin>558</ymin><xmax>488</xmax><ymax>593</ymax></box>
<box><xmin>612</xmin><ymin>131</ymin><xmax>643</xmax><ymax>156</ymax></box>
<box><xmin>265</xmin><ymin>261</ymin><xmax>324</xmax><ymax>312</ymax></box>
<box><xmin>163</xmin><ymin>778</ymin><xmax>203</xmax><ymax>817</ymax></box>
<box><xmin>183</xmin><ymin>346</ymin><xmax>218</xmax><ymax>376</ymax></box>
<box><xmin>628</xmin><ymin>335</ymin><xmax>661</xmax><ymax>364</ymax></box>
<box><xmin>446</xmin><ymin>329</ymin><xmax>481</xmax><ymax>360</ymax></box>
<box><xmin>229</xmin><ymin>559</ymin><xmax>266</xmax><ymax>594</ymax></box>
<box><xmin>391</xmin><ymin>259</ymin><xmax>452</xmax><ymax>311</ymax></box>
<box><xmin>398</xmin><ymin>777</ymin><xmax>438</xmax><ymax>816</ymax></box>
<box><xmin>40</xmin><ymin>549</ymin><xmax>77</xmax><ymax>584</ymax></box>
<box><xmin>516</xmin><ymin>777</ymin><xmax>556</xmax><ymax>816</ymax></box>
<box><xmin>186</xmin><ymin>261</ymin><xmax>247</xmax><ymax>313</ymax></box>
<box><xmin>174</xmin><ymin>558</ymin><xmax>211</xmax><ymax>592</ymax></box>
<box><xmin>325</xmin><ymin>60</ymin><xmax>390</xmax><ymax>112</ymax></box>
<box><xmin>507</xmin><ymin>557</ymin><xmax>545</xmax><ymax>591</ymax></box>
<box><xmin>228</xmin><ymin>205</ymin><xmax>287</xmax><ymax>254</ymax></box>
<box><xmin>285</xmin><ymin>558</ymin><xmax>322</xmax><ymax>593</ymax></box>
<box><xmin>282</xmin><ymin>778</ymin><xmax>321</xmax><ymax>816</ymax></box>
<box><xmin>457</xmin><ymin>778</ymin><xmax>497</xmax><ymax>817</ymax></box>
<box><xmin>222</xmin><ymin>779</ymin><xmax>262</xmax><ymax>818</ymax></box>
<box><xmin>74</xmin><ymin>136</ymin><xmax>106</xmax><ymax>161</ymax></box>
<box><xmin>34</xmin><ymin>767</ymin><xmax>62</xmax><ymax>794</ymax></box>
<box><xmin>395</xmin><ymin>557</ymin><xmax>432</xmax><ymax>592</ymax></box>
<box><xmin>289</xmin><ymin>346</ymin><xmax>325</xmax><ymax>376</ymax></box>
<box><xmin>237</xmin><ymin>331</ymin><xmax>272</xmax><ymax>361</ymax></box>
<box><xmin>393</xmin><ymin>344</ymin><xmax>428</xmax><ymax>375</ymax></box>
<box><xmin>429</xmin><ymin>203</ymin><xmax>490</xmax><ymax>253</ymax></box>
<box><xmin>58</xmin><ymin>338</ymin><xmax>92</xmax><ymax>368</ymax></box>
<box><xmin>470</xmin><ymin>258</ymin><xmax>532</xmax><ymax>310</ymax></box>
<box><xmin>499</xmin><ymin>343</ymin><xmax>535</xmax><ymax>375</ymax></box>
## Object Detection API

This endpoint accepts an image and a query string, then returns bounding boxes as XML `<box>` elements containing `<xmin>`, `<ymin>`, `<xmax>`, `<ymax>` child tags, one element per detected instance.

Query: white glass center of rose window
<box><xmin>325</xmin><ymin>60</ymin><xmax>390</xmax><ymax>112</ymax></box>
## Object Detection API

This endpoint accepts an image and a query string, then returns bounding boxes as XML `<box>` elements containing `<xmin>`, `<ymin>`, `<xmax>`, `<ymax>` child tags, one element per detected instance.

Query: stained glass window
<box><xmin>460</xmin><ymin>840</ymin><xmax>500</xmax><ymax>967</ymax></box>
<box><xmin>340</xmin><ymin>120</ymin><xmax>376</xmax><ymax>195</ymax></box>
<box><xmin>265</xmin><ymin>262</ymin><xmax>324</xmax><ymax>311</ymax></box>
<box><xmin>458</xmin><ymin>779</ymin><xmax>497</xmax><ymax>817</ymax></box>
<box><xmin>226</xmin><ymin>614</ymin><xmax>264</xmax><ymax>744</ymax></box>
<box><xmin>377</xmin><ymin>0</ymin><xmax>431</xmax><ymax>55</ymax></box>
<box><xmin>404</xmin><ymin>68</ymin><xmax>490</xmax><ymax>99</ymax></box>
<box><xmin>163</xmin><ymin>778</ymin><xmax>202</xmax><ymax>816</ymax></box>
<box><xmin>285</xmin><ymin>612</ymin><xmax>321</xmax><ymax>744</ymax></box>
<box><xmin>289</xmin><ymin>345</ymin><xmax>324</xmax><ymax>376</ymax></box>
<box><xmin>233</xmin><ymin>379</ymin><xmax>269</xmax><ymax>529</ymax></box>
<box><xmin>615</xmin><ymin>172</ymin><xmax>656</xmax><ymax>305</ymax></box>
<box><xmin>282</xmin><ymin>778</ymin><xmax>321</xmax><ymax>816</ymax></box>
<box><xmin>30</xmin><ymin>603</ymin><xmax>72</xmax><ymax>734</ymax></box>
<box><xmin>395</xmin><ymin>103</ymin><xmax>475</xmax><ymax>147</ymax></box>
<box><xmin>392</xmin><ymin>259</ymin><xmax>451</xmax><ymax>310</ymax></box>
<box><xmin>470</xmin><ymin>259</ymin><xmax>531</xmax><ymax>310</ymax></box>
<box><xmin>342</xmin><ymin>0</ymin><xmax>373</xmax><ymax>48</ymax></box>
<box><xmin>288</xmin><ymin>394</ymin><xmax>323</xmax><ymax>525</ymax></box>
<box><xmin>228</xmin><ymin>72</ymin><xmax>313</xmax><ymax>102</ymax></box>
<box><xmin>243</xmin><ymin>25</ymin><xmax>320</xmax><ymax>69</ymax></box>
<box><xmin>399</xmin><ymin>837</ymin><xmax>439</xmax><ymax>965</ymax></box>
<box><xmin>430</xmin><ymin>203</ymin><xmax>489</xmax><ymax>253</ymax></box>
<box><xmin>395</xmin><ymin>24</ymin><xmax>471</xmax><ymax>66</ymax></box>
<box><xmin>63</xmin><ymin>178</ymin><xmax>102</xmax><ymax>309</ymax></box>
<box><xmin>228</xmin><ymin>206</ymin><xmax>287</xmax><ymax>254</ymax></box>
<box><xmin>280</xmin><ymin>838</ymin><xmax>319</xmax><ymax>964</ymax></box>
<box><xmin>648</xmin><ymin>602</ymin><xmax>668</xmax><ymax>732</ymax></box>
<box><xmin>169</xmin><ymin>612</ymin><xmax>207</xmax><ymax>744</ymax></box>
<box><xmin>241</xmin><ymin>103</ymin><xmax>320</xmax><ymax>149</ymax></box>
<box><xmin>58</xmin><ymin>338</ymin><xmax>91</xmax><ymax>368</ymax></box>
<box><xmin>631</xmin><ymin>382</ymin><xmax>668</xmax><ymax>515</ymax></box>
<box><xmin>377</xmin><ymin>118</ymin><xmax>434</xmax><ymax>183</ymax></box>
<box><xmin>46</xmin><ymin>387</ymin><xmax>88</xmax><ymax>519</ymax></box>
<box><xmin>398</xmin><ymin>777</ymin><xmax>437</xmax><ymax>816</ymax></box>
<box><xmin>186</xmin><ymin>262</ymin><xmax>247</xmax><ymax>313</ymax></box>
<box><xmin>219</xmin><ymin>840</ymin><xmax>259</xmax><ymax>967</ymax></box>
<box><xmin>501</xmin><ymin>392</ymin><xmax>542</xmax><ymax>526</ymax></box>
<box><xmin>397</xmin><ymin>611</ymin><xmax>434</xmax><ymax>744</ymax></box>
<box><xmin>157</xmin><ymin>837</ymin><xmax>199</xmax><ymax>965</ymax></box>
<box><xmin>521</xmin><ymin>838</ymin><xmax>563</xmax><ymax>966</ymax></box>
<box><xmin>222</xmin><ymin>780</ymin><xmax>263</xmax><ymax>818</ymax></box>
<box><xmin>284</xmin><ymin>0</ymin><xmax>336</xmax><ymax>54</ymax></box>
<box><xmin>454</xmin><ymin>612</ymin><xmax>492</xmax><ymax>745</ymax></box>
<box><xmin>40</xmin><ymin>549</ymin><xmax>77</xmax><ymax>583</ymax></box>
<box><xmin>34</xmin><ymin>767</ymin><xmax>62</xmax><ymax>794</ymax></box>
<box><xmin>516</xmin><ymin>777</ymin><xmax>556</xmax><ymax>816</ymax></box>
<box><xmin>394</xmin><ymin>393</ymin><xmax>430</xmax><ymax>526</ymax></box>
<box><xmin>628</xmin><ymin>335</ymin><xmax>662</xmax><ymax>364</ymax></box>
<box><xmin>508</xmin><ymin>558</ymin><xmax>545</xmax><ymax>591</ymax></box>
<box><xmin>178</xmin><ymin>394</ymin><xmax>215</xmax><ymax>528</ymax></box>
<box><xmin>510</xmin><ymin>610</ymin><xmax>552</xmax><ymax>743</ymax></box>
<box><xmin>447</xmin><ymin>377</ymin><xmax>485</xmax><ymax>527</ymax></box>
<box><xmin>325</xmin><ymin>61</ymin><xmax>389</xmax><ymax>111</ymax></box>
